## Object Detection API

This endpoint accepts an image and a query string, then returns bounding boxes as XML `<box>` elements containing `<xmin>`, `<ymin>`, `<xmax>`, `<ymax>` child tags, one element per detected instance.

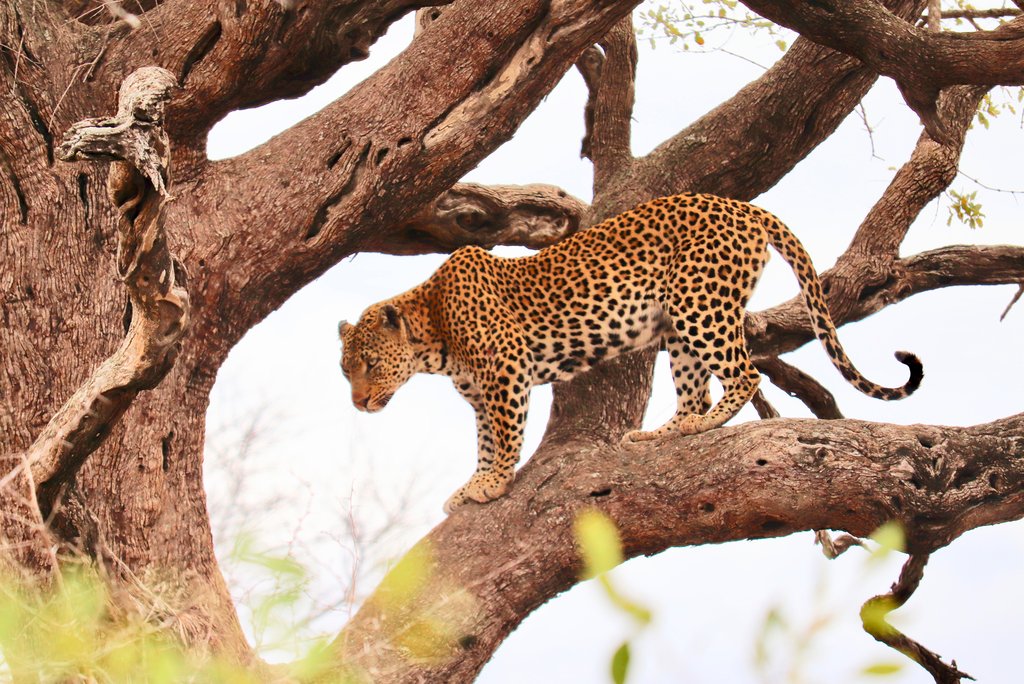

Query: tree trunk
<box><xmin>3</xmin><ymin>1</ymin><xmax>1023</xmax><ymax>682</ymax></box>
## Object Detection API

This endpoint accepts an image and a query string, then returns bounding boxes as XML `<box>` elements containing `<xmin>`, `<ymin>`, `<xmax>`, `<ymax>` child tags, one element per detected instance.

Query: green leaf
<box><xmin>599</xmin><ymin>575</ymin><xmax>653</xmax><ymax>626</ymax></box>
<box><xmin>868</xmin><ymin>521</ymin><xmax>905</xmax><ymax>563</ymax></box>
<box><xmin>862</xmin><ymin>661</ymin><xmax>905</xmax><ymax>676</ymax></box>
<box><xmin>574</xmin><ymin>509</ymin><xmax>623</xmax><ymax>578</ymax></box>
<box><xmin>611</xmin><ymin>641</ymin><xmax>631</xmax><ymax>684</ymax></box>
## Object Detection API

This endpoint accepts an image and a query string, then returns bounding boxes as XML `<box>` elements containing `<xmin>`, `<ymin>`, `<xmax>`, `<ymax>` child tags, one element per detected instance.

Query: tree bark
<box><xmin>3</xmin><ymin>0</ymin><xmax>1024</xmax><ymax>681</ymax></box>
<box><xmin>334</xmin><ymin>413</ymin><xmax>1024</xmax><ymax>682</ymax></box>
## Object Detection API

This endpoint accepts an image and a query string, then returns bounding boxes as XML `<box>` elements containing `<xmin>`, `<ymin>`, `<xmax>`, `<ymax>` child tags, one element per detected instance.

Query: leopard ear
<box><xmin>382</xmin><ymin>304</ymin><xmax>404</xmax><ymax>331</ymax></box>
<box><xmin>338</xmin><ymin>320</ymin><xmax>352</xmax><ymax>338</ymax></box>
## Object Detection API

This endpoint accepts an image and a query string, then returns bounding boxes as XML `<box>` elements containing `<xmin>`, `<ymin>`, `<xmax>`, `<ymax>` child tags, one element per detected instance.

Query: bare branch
<box><xmin>753</xmin><ymin>244</ymin><xmax>1024</xmax><ymax>358</ymax></box>
<box><xmin>861</xmin><ymin>554</ymin><xmax>976</xmax><ymax>682</ymax></box>
<box><xmin>932</xmin><ymin>7</ymin><xmax>1021</xmax><ymax>22</ymax></box>
<box><xmin>1001</xmin><ymin>283</ymin><xmax>1024</xmax><ymax>321</ymax></box>
<box><xmin>749</xmin><ymin>83</ymin><xmax>990</xmax><ymax>357</ymax></box>
<box><xmin>21</xmin><ymin>67</ymin><xmax>188</xmax><ymax>498</ymax></box>
<box><xmin>814</xmin><ymin>530</ymin><xmax>866</xmax><ymax>559</ymax></box>
<box><xmin>756</xmin><ymin>357</ymin><xmax>844</xmax><ymax>419</ymax></box>
<box><xmin>580</xmin><ymin>16</ymin><xmax>637</xmax><ymax>194</ymax></box>
<box><xmin>750</xmin><ymin>388</ymin><xmax>781</xmax><ymax>419</ymax></box>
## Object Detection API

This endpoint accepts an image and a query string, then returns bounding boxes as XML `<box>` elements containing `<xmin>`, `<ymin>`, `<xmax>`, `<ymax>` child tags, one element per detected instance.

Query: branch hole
<box><xmin>458</xmin><ymin>634</ymin><xmax>478</xmax><ymax>650</ymax></box>
<box><xmin>699</xmin><ymin>502</ymin><xmax>715</xmax><ymax>513</ymax></box>
<box><xmin>326</xmin><ymin>150</ymin><xmax>344</xmax><ymax>169</ymax></box>
<box><xmin>890</xmin><ymin>495</ymin><xmax>903</xmax><ymax>512</ymax></box>
<box><xmin>917</xmin><ymin>435</ymin><xmax>934</xmax><ymax>449</ymax></box>
<box><xmin>161</xmin><ymin>432</ymin><xmax>173</xmax><ymax>472</ymax></box>
<box><xmin>24</xmin><ymin>284</ymin><xmax>34</xmax><ymax>299</ymax></box>
<box><xmin>952</xmin><ymin>466</ymin><xmax>977</xmax><ymax>489</ymax></box>
<box><xmin>374</xmin><ymin>147</ymin><xmax>389</xmax><ymax>166</ymax></box>
<box><xmin>908</xmin><ymin>475</ymin><xmax>922</xmax><ymax>490</ymax></box>
<box><xmin>988</xmin><ymin>472</ymin><xmax>1001</xmax><ymax>490</ymax></box>
<box><xmin>761</xmin><ymin>518</ymin><xmax>786</xmax><ymax>532</ymax></box>
<box><xmin>755</xmin><ymin>458</ymin><xmax>768</xmax><ymax>467</ymax></box>
<box><xmin>397</xmin><ymin>137</ymin><xmax>413</xmax><ymax>148</ymax></box>
<box><xmin>179</xmin><ymin>21</ymin><xmax>222</xmax><ymax>85</ymax></box>
<box><xmin>589</xmin><ymin>488</ymin><xmax>612</xmax><ymax>498</ymax></box>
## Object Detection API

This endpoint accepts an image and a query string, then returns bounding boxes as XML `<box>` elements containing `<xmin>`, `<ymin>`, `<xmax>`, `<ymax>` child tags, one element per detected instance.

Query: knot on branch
<box><xmin>57</xmin><ymin>66</ymin><xmax>177</xmax><ymax>199</ymax></box>
<box><xmin>387</xmin><ymin>183</ymin><xmax>587</xmax><ymax>254</ymax></box>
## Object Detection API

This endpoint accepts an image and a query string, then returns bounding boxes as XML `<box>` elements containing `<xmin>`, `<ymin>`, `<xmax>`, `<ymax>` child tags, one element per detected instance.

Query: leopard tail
<box><xmin>760</xmin><ymin>211</ymin><xmax>922</xmax><ymax>400</ymax></box>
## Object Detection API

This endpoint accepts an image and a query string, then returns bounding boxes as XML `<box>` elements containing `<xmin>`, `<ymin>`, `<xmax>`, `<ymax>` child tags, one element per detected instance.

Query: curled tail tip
<box><xmin>894</xmin><ymin>351</ymin><xmax>924</xmax><ymax>395</ymax></box>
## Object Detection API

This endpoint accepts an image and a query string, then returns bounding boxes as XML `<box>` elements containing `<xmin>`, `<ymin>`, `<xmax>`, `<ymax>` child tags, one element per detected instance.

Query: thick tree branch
<box><xmin>364</xmin><ymin>183</ymin><xmax>588</xmax><ymax>255</ymax></box>
<box><xmin>753</xmin><ymin>244</ymin><xmax>1024</xmax><ymax>358</ymax></box>
<box><xmin>91</xmin><ymin>0</ymin><xmax>442</xmax><ymax>153</ymax></box>
<box><xmin>16</xmin><ymin>67</ymin><xmax>187</xmax><ymax>505</ymax></box>
<box><xmin>175</xmin><ymin>0</ymin><xmax>640</xmax><ymax>355</ymax></box>
<box><xmin>334</xmin><ymin>413</ymin><xmax>1024</xmax><ymax>682</ymax></box>
<box><xmin>590</xmin><ymin>0</ymin><xmax>928</xmax><ymax>219</ymax></box>
<box><xmin>737</xmin><ymin>0</ymin><xmax>1024</xmax><ymax>141</ymax></box>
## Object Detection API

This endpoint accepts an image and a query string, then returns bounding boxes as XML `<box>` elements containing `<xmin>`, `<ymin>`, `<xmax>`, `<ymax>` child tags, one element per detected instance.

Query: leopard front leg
<box><xmin>444</xmin><ymin>372</ymin><xmax>531</xmax><ymax>514</ymax></box>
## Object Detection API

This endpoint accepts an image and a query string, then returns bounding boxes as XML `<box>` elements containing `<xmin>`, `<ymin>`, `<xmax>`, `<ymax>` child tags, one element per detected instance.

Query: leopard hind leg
<box><xmin>624</xmin><ymin>335</ymin><xmax>712</xmax><ymax>442</ymax></box>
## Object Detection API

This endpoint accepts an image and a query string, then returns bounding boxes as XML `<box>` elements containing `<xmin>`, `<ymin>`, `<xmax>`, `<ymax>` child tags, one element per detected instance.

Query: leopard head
<box><xmin>338</xmin><ymin>303</ymin><xmax>416</xmax><ymax>413</ymax></box>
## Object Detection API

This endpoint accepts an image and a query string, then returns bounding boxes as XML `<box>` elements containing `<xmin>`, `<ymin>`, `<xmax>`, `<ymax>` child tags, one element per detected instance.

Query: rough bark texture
<box><xmin>334</xmin><ymin>414</ymin><xmax>1024</xmax><ymax>681</ymax></box>
<box><xmin>2</xmin><ymin>0</ymin><xmax>1023</xmax><ymax>682</ymax></box>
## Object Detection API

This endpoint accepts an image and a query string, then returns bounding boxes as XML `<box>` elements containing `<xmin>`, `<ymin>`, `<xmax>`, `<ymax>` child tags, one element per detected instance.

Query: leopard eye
<box><xmin>365</xmin><ymin>356</ymin><xmax>379</xmax><ymax>370</ymax></box>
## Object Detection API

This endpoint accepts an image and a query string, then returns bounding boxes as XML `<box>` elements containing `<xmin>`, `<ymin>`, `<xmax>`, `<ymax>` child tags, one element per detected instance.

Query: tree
<box><xmin>1</xmin><ymin>0</ymin><xmax>1023</xmax><ymax>682</ymax></box>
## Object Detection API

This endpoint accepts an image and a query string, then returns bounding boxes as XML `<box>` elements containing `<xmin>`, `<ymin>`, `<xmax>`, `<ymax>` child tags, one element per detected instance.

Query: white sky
<box><xmin>204</xmin><ymin>8</ymin><xmax>1024</xmax><ymax>683</ymax></box>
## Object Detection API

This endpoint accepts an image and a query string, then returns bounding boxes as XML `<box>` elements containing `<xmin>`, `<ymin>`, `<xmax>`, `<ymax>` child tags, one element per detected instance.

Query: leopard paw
<box><xmin>443</xmin><ymin>474</ymin><xmax>511</xmax><ymax>514</ymax></box>
<box><xmin>622</xmin><ymin>428</ymin><xmax>659</xmax><ymax>443</ymax></box>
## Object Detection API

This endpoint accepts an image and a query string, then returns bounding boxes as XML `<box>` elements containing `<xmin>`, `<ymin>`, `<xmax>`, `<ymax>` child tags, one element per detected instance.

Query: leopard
<box><xmin>339</xmin><ymin>193</ymin><xmax>923</xmax><ymax>513</ymax></box>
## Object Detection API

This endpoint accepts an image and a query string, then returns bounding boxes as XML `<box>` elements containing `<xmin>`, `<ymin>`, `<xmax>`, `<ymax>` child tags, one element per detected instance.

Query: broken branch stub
<box><xmin>28</xmin><ymin>66</ymin><xmax>188</xmax><ymax>490</ymax></box>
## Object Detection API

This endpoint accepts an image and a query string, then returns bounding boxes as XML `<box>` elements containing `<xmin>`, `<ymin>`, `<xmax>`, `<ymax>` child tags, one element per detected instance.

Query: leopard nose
<box><xmin>352</xmin><ymin>393</ymin><xmax>369</xmax><ymax>410</ymax></box>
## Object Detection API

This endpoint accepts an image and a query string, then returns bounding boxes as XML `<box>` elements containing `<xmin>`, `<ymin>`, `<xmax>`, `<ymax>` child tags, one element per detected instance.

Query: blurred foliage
<box><xmin>0</xmin><ymin>545</ymin><xmax>355</xmax><ymax>683</ymax></box>
<box><xmin>753</xmin><ymin>524</ymin><xmax>915</xmax><ymax>682</ymax></box>
<box><xmin>574</xmin><ymin>510</ymin><xmax>652</xmax><ymax>684</ymax></box>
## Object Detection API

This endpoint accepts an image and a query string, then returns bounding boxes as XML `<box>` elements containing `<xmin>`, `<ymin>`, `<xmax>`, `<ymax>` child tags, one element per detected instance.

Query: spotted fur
<box><xmin>339</xmin><ymin>193</ymin><xmax>923</xmax><ymax>512</ymax></box>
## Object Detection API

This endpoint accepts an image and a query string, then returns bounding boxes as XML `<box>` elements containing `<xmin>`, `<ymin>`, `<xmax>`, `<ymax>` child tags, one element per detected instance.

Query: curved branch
<box><xmin>17</xmin><ymin>67</ymin><xmax>188</xmax><ymax>506</ymax></box>
<box><xmin>752</xmin><ymin>244</ymin><xmax>1024</xmax><ymax>358</ymax></box>
<box><xmin>738</xmin><ymin>0</ymin><xmax>1024</xmax><ymax>140</ymax></box>
<box><xmin>332</xmin><ymin>412</ymin><xmax>1024</xmax><ymax>682</ymax></box>
<box><xmin>756</xmin><ymin>357</ymin><xmax>844</xmax><ymax>419</ymax></box>
<box><xmin>861</xmin><ymin>554</ymin><xmax>976</xmax><ymax>683</ymax></box>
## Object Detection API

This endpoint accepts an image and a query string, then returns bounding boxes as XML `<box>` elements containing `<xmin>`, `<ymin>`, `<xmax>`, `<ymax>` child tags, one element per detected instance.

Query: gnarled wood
<box><xmin>368</xmin><ymin>183</ymin><xmax>588</xmax><ymax>255</ymax></box>
<box><xmin>22</xmin><ymin>67</ymin><xmax>187</xmax><ymax>510</ymax></box>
